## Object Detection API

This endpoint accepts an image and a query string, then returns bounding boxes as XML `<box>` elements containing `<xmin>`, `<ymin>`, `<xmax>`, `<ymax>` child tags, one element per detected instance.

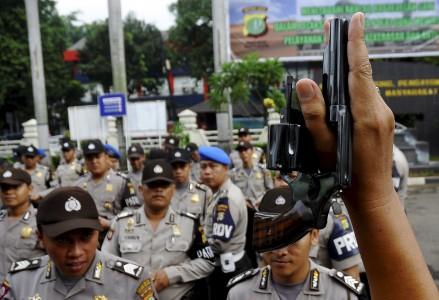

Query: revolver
<box><xmin>254</xmin><ymin>18</ymin><xmax>352</xmax><ymax>252</ymax></box>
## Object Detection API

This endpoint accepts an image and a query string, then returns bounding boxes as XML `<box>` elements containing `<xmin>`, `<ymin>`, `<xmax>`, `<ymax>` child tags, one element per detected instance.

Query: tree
<box><xmin>167</xmin><ymin>0</ymin><xmax>213</xmax><ymax>80</ymax></box>
<box><xmin>79</xmin><ymin>15</ymin><xmax>164</xmax><ymax>95</ymax></box>
<box><xmin>0</xmin><ymin>0</ymin><xmax>84</xmax><ymax>135</ymax></box>
<box><xmin>208</xmin><ymin>54</ymin><xmax>285</xmax><ymax>111</ymax></box>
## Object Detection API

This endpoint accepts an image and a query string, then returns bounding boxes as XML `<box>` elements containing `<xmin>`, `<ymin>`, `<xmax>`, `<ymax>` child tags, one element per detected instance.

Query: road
<box><xmin>406</xmin><ymin>184</ymin><xmax>439</xmax><ymax>287</ymax></box>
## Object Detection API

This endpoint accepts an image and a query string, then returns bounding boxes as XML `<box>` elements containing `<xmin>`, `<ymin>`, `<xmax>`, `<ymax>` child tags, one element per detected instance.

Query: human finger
<box><xmin>296</xmin><ymin>78</ymin><xmax>336</xmax><ymax>169</ymax></box>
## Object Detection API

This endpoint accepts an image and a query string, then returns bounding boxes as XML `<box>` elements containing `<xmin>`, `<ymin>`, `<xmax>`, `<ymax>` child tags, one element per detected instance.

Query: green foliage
<box><xmin>167</xmin><ymin>0</ymin><xmax>213</xmax><ymax>80</ymax></box>
<box><xmin>0</xmin><ymin>0</ymin><xmax>85</xmax><ymax>133</ymax></box>
<box><xmin>171</xmin><ymin>121</ymin><xmax>190</xmax><ymax>148</ymax></box>
<box><xmin>208</xmin><ymin>54</ymin><xmax>285</xmax><ymax>111</ymax></box>
<box><xmin>79</xmin><ymin>15</ymin><xmax>164</xmax><ymax>94</ymax></box>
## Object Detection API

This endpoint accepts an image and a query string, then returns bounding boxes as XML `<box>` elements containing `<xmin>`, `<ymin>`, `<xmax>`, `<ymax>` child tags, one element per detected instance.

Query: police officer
<box><xmin>229</xmin><ymin>128</ymin><xmax>264</xmax><ymax>169</ymax></box>
<box><xmin>19</xmin><ymin>145</ymin><xmax>52</xmax><ymax>201</ymax></box>
<box><xmin>127</xmin><ymin>143</ymin><xmax>145</xmax><ymax>201</ymax></box>
<box><xmin>169</xmin><ymin>148</ymin><xmax>212</xmax><ymax>223</ymax></box>
<box><xmin>309</xmin><ymin>196</ymin><xmax>362</xmax><ymax>279</ymax></box>
<box><xmin>104</xmin><ymin>143</ymin><xmax>121</xmax><ymax>171</ymax></box>
<box><xmin>0</xmin><ymin>187</ymin><xmax>157</xmax><ymax>299</ymax></box>
<box><xmin>199</xmin><ymin>146</ymin><xmax>252</xmax><ymax>300</ymax></box>
<box><xmin>392</xmin><ymin>145</ymin><xmax>409</xmax><ymax>208</ymax></box>
<box><xmin>54</xmin><ymin>140</ymin><xmax>83</xmax><ymax>187</ymax></box>
<box><xmin>227</xmin><ymin>187</ymin><xmax>363</xmax><ymax>300</ymax></box>
<box><xmin>102</xmin><ymin>159</ymin><xmax>214</xmax><ymax>300</ymax></box>
<box><xmin>185</xmin><ymin>143</ymin><xmax>202</xmax><ymax>183</ymax></box>
<box><xmin>163</xmin><ymin>135</ymin><xmax>180</xmax><ymax>153</ymax></box>
<box><xmin>0</xmin><ymin>168</ymin><xmax>45</xmax><ymax>279</ymax></box>
<box><xmin>230</xmin><ymin>141</ymin><xmax>273</xmax><ymax>208</ymax></box>
<box><xmin>75</xmin><ymin>140</ymin><xmax>140</xmax><ymax>233</ymax></box>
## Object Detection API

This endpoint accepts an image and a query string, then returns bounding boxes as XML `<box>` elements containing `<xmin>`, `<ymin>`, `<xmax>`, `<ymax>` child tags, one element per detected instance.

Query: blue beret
<box><xmin>104</xmin><ymin>144</ymin><xmax>121</xmax><ymax>159</ymax></box>
<box><xmin>37</xmin><ymin>148</ymin><xmax>46</xmax><ymax>158</ymax></box>
<box><xmin>199</xmin><ymin>146</ymin><xmax>230</xmax><ymax>166</ymax></box>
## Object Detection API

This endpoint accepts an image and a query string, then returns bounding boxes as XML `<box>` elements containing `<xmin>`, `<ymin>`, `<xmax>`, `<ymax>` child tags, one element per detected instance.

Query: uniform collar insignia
<box><xmin>259</xmin><ymin>267</ymin><xmax>270</xmax><ymax>290</ymax></box>
<box><xmin>45</xmin><ymin>261</ymin><xmax>52</xmax><ymax>279</ymax></box>
<box><xmin>93</xmin><ymin>261</ymin><xmax>103</xmax><ymax>280</ymax></box>
<box><xmin>309</xmin><ymin>269</ymin><xmax>320</xmax><ymax>291</ymax></box>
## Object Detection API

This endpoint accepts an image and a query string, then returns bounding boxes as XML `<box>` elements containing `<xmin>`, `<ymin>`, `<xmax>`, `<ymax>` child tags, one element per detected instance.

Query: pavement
<box><xmin>408</xmin><ymin>176</ymin><xmax>439</xmax><ymax>186</ymax></box>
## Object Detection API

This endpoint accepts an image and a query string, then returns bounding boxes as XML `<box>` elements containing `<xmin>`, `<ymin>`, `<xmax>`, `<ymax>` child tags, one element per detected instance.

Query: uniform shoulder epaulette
<box><xmin>116</xmin><ymin>211</ymin><xmax>134</xmax><ymax>220</ymax></box>
<box><xmin>178</xmin><ymin>211</ymin><xmax>197</xmax><ymax>220</ymax></box>
<box><xmin>227</xmin><ymin>268</ymin><xmax>260</xmax><ymax>289</ymax></box>
<box><xmin>116</xmin><ymin>171</ymin><xmax>129</xmax><ymax>180</ymax></box>
<box><xmin>330</xmin><ymin>270</ymin><xmax>364</xmax><ymax>295</ymax></box>
<box><xmin>9</xmin><ymin>258</ymin><xmax>42</xmax><ymax>273</ymax></box>
<box><xmin>0</xmin><ymin>210</ymin><xmax>6</xmax><ymax>221</ymax></box>
<box><xmin>108</xmin><ymin>260</ymin><xmax>144</xmax><ymax>279</ymax></box>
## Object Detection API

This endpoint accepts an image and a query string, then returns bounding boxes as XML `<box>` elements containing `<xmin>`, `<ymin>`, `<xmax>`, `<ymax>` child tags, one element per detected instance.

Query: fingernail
<box><xmin>358</xmin><ymin>13</ymin><xmax>365</xmax><ymax>29</ymax></box>
<box><xmin>297</xmin><ymin>82</ymin><xmax>315</xmax><ymax>100</ymax></box>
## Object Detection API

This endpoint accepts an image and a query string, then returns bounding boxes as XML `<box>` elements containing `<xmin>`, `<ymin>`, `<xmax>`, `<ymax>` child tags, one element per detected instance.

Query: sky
<box><xmin>55</xmin><ymin>0</ymin><xmax>177</xmax><ymax>30</ymax></box>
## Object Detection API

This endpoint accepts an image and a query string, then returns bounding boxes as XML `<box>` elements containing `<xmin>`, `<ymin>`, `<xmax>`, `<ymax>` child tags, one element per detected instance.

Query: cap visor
<box><xmin>41</xmin><ymin>218</ymin><xmax>102</xmax><ymax>238</ymax></box>
<box><xmin>170</xmin><ymin>159</ymin><xmax>190</xmax><ymax>164</ymax></box>
<box><xmin>143</xmin><ymin>177</ymin><xmax>174</xmax><ymax>184</ymax></box>
<box><xmin>128</xmin><ymin>154</ymin><xmax>142</xmax><ymax>158</ymax></box>
<box><xmin>0</xmin><ymin>179</ymin><xmax>25</xmax><ymax>186</ymax></box>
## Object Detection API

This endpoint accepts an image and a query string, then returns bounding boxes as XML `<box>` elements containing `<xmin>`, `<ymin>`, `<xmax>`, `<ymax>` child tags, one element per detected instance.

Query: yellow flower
<box><xmin>263</xmin><ymin>98</ymin><xmax>275</xmax><ymax>109</ymax></box>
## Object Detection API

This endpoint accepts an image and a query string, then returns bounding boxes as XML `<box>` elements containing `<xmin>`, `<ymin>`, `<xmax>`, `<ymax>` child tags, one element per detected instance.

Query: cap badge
<box><xmin>175</xmin><ymin>152</ymin><xmax>181</xmax><ymax>158</ymax></box>
<box><xmin>275</xmin><ymin>196</ymin><xmax>286</xmax><ymax>205</ymax></box>
<box><xmin>2</xmin><ymin>170</ymin><xmax>12</xmax><ymax>178</ymax></box>
<box><xmin>153</xmin><ymin>165</ymin><xmax>163</xmax><ymax>174</ymax></box>
<box><xmin>65</xmin><ymin>196</ymin><xmax>82</xmax><ymax>212</ymax></box>
<box><xmin>27</xmin><ymin>147</ymin><xmax>34</xmax><ymax>152</ymax></box>
<box><xmin>169</xmin><ymin>138</ymin><xmax>175</xmax><ymax>144</ymax></box>
<box><xmin>88</xmin><ymin>143</ymin><xmax>96</xmax><ymax>150</ymax></box>
<box><xmin>131</xmin><ymin>147</ymin><xmax>136</xmax><ymax>152</ymax></box>
<box><xmin>63</xmin><ymin>142</ymin><xmax>69</xmax><ymax>147</ymax></box>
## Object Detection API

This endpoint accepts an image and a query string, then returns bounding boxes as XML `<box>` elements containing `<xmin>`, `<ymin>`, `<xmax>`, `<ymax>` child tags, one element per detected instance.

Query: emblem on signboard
<box><xmin>242</xmin><ymin>6</ymin><xmax>268</xmax><ymax>37</ymax></box>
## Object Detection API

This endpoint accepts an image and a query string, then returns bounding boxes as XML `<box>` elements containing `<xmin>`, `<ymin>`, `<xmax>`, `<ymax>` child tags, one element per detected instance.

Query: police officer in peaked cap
<box><xmin>1</xmin><ymin>187</ymin><xmax>157</xmax><ymax>299</ymax></box>
<box><xmin>126</xmin><ymin>143</ymin><xmax>146</xmax><ymax>202</ymax></box>
<box><xmin>185</xmin><ymin>143</ymin><xmax>202</xmax><ymax>183</ymax></box>
<box><xmin>169</xmin><ymin>148</ymin><xmax>212</xmax><ymax>224</ymax></box>
<box><xmin>199</xmin><ymin>146</ymin><xmax>252</xmax><ymax>300</ymax></box>
<box><xmin>74</xmin><ymin>139</ymin><xmax>140</xmax><ymax>239</ymax></box>
<box><xmin>0</xmin><ymin>168</ymin><xmax>45</xmax><ymax>280</ymax></box>
<box><xmin>229</xmin><ymin>128</ymin><xmax>264</xmax><ymax>169</ymax></box>
<box><xmin>227</xmin><ymin>187</ymin><xmax>363</xmax><ymax>300</ymax></box>
<box><xmin>102</xmin><ymin>159</ymin><xmax>214</xmax><ymax>300</ymax></box>
<box><xmin>54</xmin><ymin>140</ymin><xmax>83</xmax><ymax>187</ymax></box>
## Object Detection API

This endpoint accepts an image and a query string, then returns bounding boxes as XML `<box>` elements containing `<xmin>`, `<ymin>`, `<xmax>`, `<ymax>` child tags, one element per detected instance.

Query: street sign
<box><xmin>98</xmin><ymin>93</ymin><xmax>126</xmax><ymax>117</ymax></box>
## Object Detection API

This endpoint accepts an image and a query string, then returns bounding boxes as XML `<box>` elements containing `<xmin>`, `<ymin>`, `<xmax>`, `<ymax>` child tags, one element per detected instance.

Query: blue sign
<box><xmin>98</xmin><ymin>93</ymin><xmax>127</xmax><ymax>117</ymax></box>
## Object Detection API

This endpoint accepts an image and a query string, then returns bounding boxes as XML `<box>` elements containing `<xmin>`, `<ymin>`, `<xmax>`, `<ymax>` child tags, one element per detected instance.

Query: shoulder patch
<box><xmin>110</xmin><ymin>260</ymin><xmax>144</xmax><ymax>279</ymax></box>
<box><xmin>330</xmin><ymin>270</ymin><xmax>364</xmax><ymax>295</ymax></box>
<box><xmin>178</xmin><ymin>211</ymin><xmax>197</xmax><ymax>220</ymax></box>
<box><xmin>116</xmin><ymin>211</ymin><xmax>134</xmax><ymax>220</ymax></box>
<box><xmin>9</xmin><ymin>259</ymin><xmax>41</xmax><ymax>273</ymax></box>
<box><xmin>227</xmin><ymin>268</ymin><xmax>260</xmax><ymax>289</ymax></box>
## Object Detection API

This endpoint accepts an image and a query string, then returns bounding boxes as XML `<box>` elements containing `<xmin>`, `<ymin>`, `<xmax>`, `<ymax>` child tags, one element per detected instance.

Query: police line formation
<box><xmin>0</xmin><ymin>12</ymin><xmax>436</xmax><ymax>300</ymax></box>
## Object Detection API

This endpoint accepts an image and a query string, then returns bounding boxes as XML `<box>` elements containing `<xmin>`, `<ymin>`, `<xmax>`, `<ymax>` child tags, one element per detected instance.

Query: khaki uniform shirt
<box><xmin>309</xmin><ymin>201</ymin><xmax>362</xmax><ymax>271</ymax></box>
<box><xmin>127</xmin><ymin>169</ymin><xmax>144</xmax><ymax>202</ymax></box>
<box><xmin>229</xmin><ymin>147</ymin><xmax>264</xmax><ymax>169</ymax></box>
<box><xmin>54</xmin><ymin>160</ymin><xmax>83</xmax><ymax>187</ymax></box>
<box><xmin>2</xmin><ymin>250</ymin><xmax>157</xmax><ymax>300</ymax></box>
<box><xmin>101</xmin><ymin>207</ymin><xmax>214</xmax><ymax>300</ymax></box>
<box><xmin>205</xmin><ymin>179</ymin><xmax>247</xmax><ymax>256</ymax></box>
<box><xmin>0</xmin><ymin>206</ymin><xmax>44</xmax><ymax>280</ymax></box>
<box><xmin>22</xmin><ymin>165</ymin><xmax>51</xmax><ymax>197</ymax></box>
<box><xmin>74</xmin><ymin>169</ymin><xmax>141</xmax><ymax>220</ymax></box>
<box><xmin>171</xmin><ymin>181</ymin><xmax>212</xmax><ymax>224</ymax></box>
<box><xmin>230</xmin><ymin>165</ymin><xmax>273</xmax><ymax>207</ymax></box>
<box><xmin>227</xmin><ymin>260</ymin><xmax>361</xmax><ymax>300</ymax></box>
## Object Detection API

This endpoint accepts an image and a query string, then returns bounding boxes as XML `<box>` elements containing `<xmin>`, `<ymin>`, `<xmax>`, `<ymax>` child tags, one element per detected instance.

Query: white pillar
<box><xmin>22</xmin><ymin>119</ymin><xmax>39</xmax><ymax>147</ymax></box>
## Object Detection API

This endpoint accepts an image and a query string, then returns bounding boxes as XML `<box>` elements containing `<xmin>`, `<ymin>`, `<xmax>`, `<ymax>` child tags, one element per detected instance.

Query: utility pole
<box><xmin>212</xmin><ymin>0</ymin><xmax>234</xmax><ymax>151</ymax></box>
<box><xmin>108</xmin><ymin>0</ymin><xmax>127</xmax><ymax>167</ymax></box>
<box><xmin>24</xmin><ymin>0</ymin><xmax>50</xmax><ymax>153</ymax></box>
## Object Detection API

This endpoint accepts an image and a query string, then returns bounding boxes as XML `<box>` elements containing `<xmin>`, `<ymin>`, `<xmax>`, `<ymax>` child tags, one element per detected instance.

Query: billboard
<box><xmin>229</xmin><ymin>0</ymin><xmax>439</xmax><ymax>61</ymax></box>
